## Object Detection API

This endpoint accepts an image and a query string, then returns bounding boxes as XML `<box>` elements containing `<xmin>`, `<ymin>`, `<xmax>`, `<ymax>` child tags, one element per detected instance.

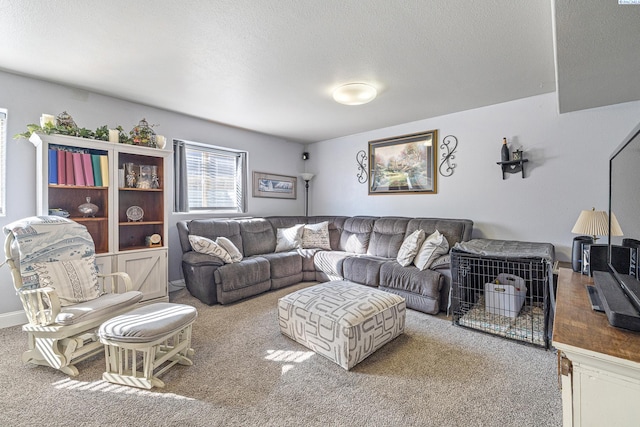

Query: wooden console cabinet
<box><xmin>30</xmin><ymin>133</ymin><xmax>170</xmax><ymax>304</ymax></box>
<box><xmin>552</xmin><ymin>268</ymin><xmax>640</xmax><ymax>426</ymax></box>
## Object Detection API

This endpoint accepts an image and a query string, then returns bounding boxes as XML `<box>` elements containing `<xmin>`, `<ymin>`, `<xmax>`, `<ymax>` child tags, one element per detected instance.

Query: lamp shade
<box><xmin>571</xmin><ymin>208</ymin><xmax>623</xmax><ymax>239</ymax></box>
<box><xmin>300</xmin><ymin>173</ymin><xmax>315</xmax><ymax>182</ymax></box>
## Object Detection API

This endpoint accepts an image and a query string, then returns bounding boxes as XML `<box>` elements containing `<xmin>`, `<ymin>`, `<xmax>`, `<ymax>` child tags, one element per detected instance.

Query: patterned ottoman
<box><xmin>278</xmin><ymin>280</ymin><xmax>406</xmax><ymax>370</ymax></box>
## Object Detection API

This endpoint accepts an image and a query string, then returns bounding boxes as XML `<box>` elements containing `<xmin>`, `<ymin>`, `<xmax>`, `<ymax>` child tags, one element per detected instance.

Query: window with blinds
<box><xmin>0</xmin><ymin>109</ymin><xmax>6</xmax><ymax>216</ymax></box>
<box><xmin>184</xmin><ymin>143</ymin><xmax>247</xmax><ymax>212</ymax></box>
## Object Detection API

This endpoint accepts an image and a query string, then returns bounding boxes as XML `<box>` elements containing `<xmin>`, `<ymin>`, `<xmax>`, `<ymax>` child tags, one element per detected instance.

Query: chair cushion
<box><xmin>32</xmin><ymin>256</ymin><xmax>100</xmax><ymax>306</ymax></box>
<box><xmin>55</xmin><ymin>291</ymin><xmax>143</xmax><ymax>326</ymax></box>
<box><xmin>98</xmin><ymin>302</ymin><xmax>197</xmax><ymax>343</ymax></box>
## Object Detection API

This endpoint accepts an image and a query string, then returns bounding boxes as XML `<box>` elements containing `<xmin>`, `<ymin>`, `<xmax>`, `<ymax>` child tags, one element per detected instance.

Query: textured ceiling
<box><xmin>0</xmin><ymin>0</ymin><xmax>638</xmax><ymax>143</ymax></box>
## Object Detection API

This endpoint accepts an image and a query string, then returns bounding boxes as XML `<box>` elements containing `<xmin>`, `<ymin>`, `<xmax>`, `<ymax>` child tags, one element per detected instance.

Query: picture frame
<box><xmin>368</xmin><ymin>130</ymin><xmax>438</xmax><ymax>195</ymax></box>
<box><xmin>252</xmin><ymin>171</ymin><xmax>297</xmax><ymax>199</ymax></box>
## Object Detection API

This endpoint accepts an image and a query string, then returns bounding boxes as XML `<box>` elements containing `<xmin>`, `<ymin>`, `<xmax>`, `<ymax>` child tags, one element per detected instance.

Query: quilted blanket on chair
<box><xmin>3</xmin><ymin>216</ymin><xmax>95</xmax><ymax>289</ymax></box>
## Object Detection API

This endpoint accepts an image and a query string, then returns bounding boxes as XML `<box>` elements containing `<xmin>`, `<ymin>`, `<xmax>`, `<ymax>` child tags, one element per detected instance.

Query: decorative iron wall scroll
<box><xmin>439</xmin><ymin>135</ymin><xmax>458</xmax><ymax>177</ymax></box>
<box><xmin>356</xmin><ymin>150</ymin><xmax>368</xmax><ymax>183</ymax></box>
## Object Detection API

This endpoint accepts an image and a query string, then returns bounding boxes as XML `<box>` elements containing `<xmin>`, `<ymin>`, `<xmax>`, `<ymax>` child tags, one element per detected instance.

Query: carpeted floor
<box><xmin>0</xmin><ymin>283</ymin><xmax>562</xmax><ymax>426</ymax></box>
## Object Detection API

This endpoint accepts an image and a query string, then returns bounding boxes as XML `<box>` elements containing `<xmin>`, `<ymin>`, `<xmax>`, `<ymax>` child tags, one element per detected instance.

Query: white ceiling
<box><xmin>0</xmin><ymin>0</ymin><xmax>638</xmax><ymax>143</ymax></box>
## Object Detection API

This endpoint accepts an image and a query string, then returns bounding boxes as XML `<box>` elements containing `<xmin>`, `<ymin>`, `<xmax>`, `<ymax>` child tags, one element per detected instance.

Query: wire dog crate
<box><xmin>451</xmin><ymin>240</ymin><xmax>554</xmax><ymax>348</ymax></box>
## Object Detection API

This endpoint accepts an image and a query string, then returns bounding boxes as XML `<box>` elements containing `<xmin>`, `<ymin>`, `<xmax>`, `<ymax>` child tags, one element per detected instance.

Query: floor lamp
<box><xmin>300</xmin><ymin>173</ymin><xmax>315</xmax><ymax>217</ymax></box>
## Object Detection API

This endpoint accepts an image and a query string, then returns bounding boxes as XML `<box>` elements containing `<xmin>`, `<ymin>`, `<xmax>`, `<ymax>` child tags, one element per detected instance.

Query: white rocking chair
<box><xmin>3</xmin><ymin>216</ymin><xmax>143</xmax><ymax>376</ymax></box>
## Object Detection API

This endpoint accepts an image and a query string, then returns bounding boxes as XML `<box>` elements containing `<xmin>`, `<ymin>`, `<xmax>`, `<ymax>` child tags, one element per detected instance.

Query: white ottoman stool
<box><xmin>98</xmin><ymin>302</ymin><xmax>197</xmax><ymax>389</ymax></box>
<box><xmin>278</xmin><ymin>280</ymin><xmax>406</xmax><ymax>370</ymax></box>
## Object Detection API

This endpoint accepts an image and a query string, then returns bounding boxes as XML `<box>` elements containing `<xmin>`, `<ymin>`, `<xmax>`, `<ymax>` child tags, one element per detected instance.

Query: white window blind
<box><xmin>185</xmin><ymin>143</ymin><xmax>246</xmax><ymax>212</ymax></box>
<box><xmin>0</xmin><ymin>110</ymin><xmax>6</xmax><ymax>216</ymax></box>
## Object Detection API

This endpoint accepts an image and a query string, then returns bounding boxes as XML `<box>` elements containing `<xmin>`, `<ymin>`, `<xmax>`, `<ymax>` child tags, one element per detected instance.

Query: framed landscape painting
<box><xmin>252</xmin><ymin>171</ymin><xmax>297</xmax><ymax>199</ymax></box>
<box><xmin>368</xmin><ymin>130</ymin><xmax>438</xmax><ymax>195</ymax></box>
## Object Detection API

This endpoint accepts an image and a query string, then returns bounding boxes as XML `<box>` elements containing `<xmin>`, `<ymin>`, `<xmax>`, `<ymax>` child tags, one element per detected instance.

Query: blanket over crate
<box><xmin>453</xmin><ymin>239</ymin><xmax>555</xmax><ymax>263</ymax></box>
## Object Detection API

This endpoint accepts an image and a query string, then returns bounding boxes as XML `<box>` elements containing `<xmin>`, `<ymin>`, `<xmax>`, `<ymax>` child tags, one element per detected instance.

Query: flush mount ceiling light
<box><xmin>332</xmin><ymin>83</ymin><xmax>377</xmax><ymax>105</ymax></box>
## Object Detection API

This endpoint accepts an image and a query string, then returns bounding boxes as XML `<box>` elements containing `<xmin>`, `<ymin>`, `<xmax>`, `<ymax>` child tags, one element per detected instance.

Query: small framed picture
<box><xmin>252</xmin><ymin>172</ymin><xmax>297</xmax><ymax>199</ymax></box>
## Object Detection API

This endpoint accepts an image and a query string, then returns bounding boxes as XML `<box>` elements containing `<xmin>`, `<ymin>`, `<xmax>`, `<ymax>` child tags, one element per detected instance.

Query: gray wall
<box><xmin>304</xmin><ymin>93</ymin><xmax>640</xmax><ymax>263</ymax></box>
<box><xmin>2</xmin><ymin>70</ymin><xmax>640</xmax><ymax>323</ymax></box>
<box><xmin>0</xmin><ymin>70</ymin><xmax>305</xmax><ymax>318</ymax></box>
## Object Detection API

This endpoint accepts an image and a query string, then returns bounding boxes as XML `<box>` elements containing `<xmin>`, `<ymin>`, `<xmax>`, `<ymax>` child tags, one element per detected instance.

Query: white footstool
<box><xmin>278</xmin><ymin>280</ymin><xmax>406</xmax><ymax>370</ymax></box>
<box><xmin>98</xmin><ymin>302</ymin><xmax>197</xmax><ymax>389</ymax></box>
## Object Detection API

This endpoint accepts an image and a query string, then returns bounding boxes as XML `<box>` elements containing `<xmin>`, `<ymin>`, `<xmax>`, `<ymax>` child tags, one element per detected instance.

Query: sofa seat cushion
<box><xmin>343</xmin><ymin>256</ymin><xmax>393</xmax><ymax>287</ymax></box>
<box><xmin>260</xmin><ymin>252</ymin><xmax>303</xmax><ymax>279</ymax></box>
<box><xmin>56</xmin><ymin>291</ymin><xmax>143</xmax><ymax>326</ymax></box>
<box><xmin>214</xmin><ymin>257</ymin><xmax>271</xmax><ymax>292</ymax></box>
<box><xmin>313</xmin><ymin>250</ymin><xmax>354</xmax><ymax>281</ymax></box>
<box><xmin>379</xmin><ymin>262</ymin><xmax>443</xmax><ymax>298</ymax></box>
<box><xmin>297</xmin><ymin>248</ymin><xmax>320</xmax><ymax>272</ymax></box>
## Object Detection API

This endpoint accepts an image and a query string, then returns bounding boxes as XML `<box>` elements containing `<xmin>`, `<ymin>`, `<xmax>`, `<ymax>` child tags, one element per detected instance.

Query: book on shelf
<box><xmin>48</xmin><ymin>149</ymin><xmax>58</xmax><ymax>184</ymax></box>
<box><xmin>47</xmin><ymin>144</ymin><xmax>110</xmax><ymax>188</ymax></box>
<box><xmin>81</xmin><ymin>153</ymin><xmax>94</xmax><ymax>187</ymax></box>
<box><xmin>91</xmin><ymin>154</ymin><xmax>103</xmax><ymax>186</ymax></box>
<box><xmin>57</xmin><ymin>149</ymin><xmax>66</xmax><ymax>185</ymax></box>
<box><xmin>71</xmin><ymin>152</ymin><xmax>85</xmax><ymax>186</ymax></box>
<box><xmin>99</xmin><ymin>155</ymin><xmax>109</xmax><ymax>186</ymax></box>
<box><xmin>65</xmin><ymin>151</ymin><xmax>74</xmax><ymax>185</ymax></box>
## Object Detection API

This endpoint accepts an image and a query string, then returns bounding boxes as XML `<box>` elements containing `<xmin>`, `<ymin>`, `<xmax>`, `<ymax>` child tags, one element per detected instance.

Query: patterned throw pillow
<box><xmin>32</xmin><ymin>256</ymin><xmax>100</xmax><ymax>306</ymax></box>
<box><xmin>414</xmin><ymin>230</ymin><xmax>450</xmax><ymax>271</ymax></box>
<box><xmin>216</xmin><ymin>236</ymin><xmax>243</xmax><ymax>262</ymax></box>
<box><xmin>302</xmin><ymin>221</ymin><xmax>331</xmax><ymax>250</ymax></box>
<box><xmin>275</xmin><ymin>224</ymin><xmax>305</xmax><ymax>252</ymax></box>
<box><xmin>189</xmin><ymin>235</ymin><xmax>233</xmax><ymax>264</ymax></box>
<box><xmin>396</xmin><ymin>229</ymin><xmax>427</xmax><ymax>267</ymax></box>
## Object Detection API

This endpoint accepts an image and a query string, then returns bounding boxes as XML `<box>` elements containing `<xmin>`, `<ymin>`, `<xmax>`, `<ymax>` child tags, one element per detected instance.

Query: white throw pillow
<box><xmin>302</xmin><ymin>221</ymin><xmax>331</xmax><ymax>250</ymax></box>
<box><xmin>32</xmin><ymin>256</ymin><xmax>100</xmax><ymax>306</ymax></box>
<box><xmin>189</xmin><ymin>235</ymin><xmax>233</xmax><ymax>264</ymax></box>
<box><xmin>397</xmin><ymin>229</ymin><xmax>427</xmax><ymax>267</ymax></box>
<box><xmin>275</xmin><ymin>224</ymin><xmax>305</xmax><ymax>252</ymax></box>
<box><xmin>216</xmin><ymin>236</ymin><xmax>243</xmax><ymax>262</ymax></box>
<box><xmin>414</xmin><ymin>230</ymin><xmax>450</xmax><ymax>271</ymax></box>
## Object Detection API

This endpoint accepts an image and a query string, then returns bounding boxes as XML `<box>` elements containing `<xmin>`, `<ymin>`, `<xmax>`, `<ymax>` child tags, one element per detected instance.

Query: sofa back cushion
<box><xmin>338</xmin><ymin>216</ymin><xmax>377</xmax><ymax>254</ymax></box>
<box><xmin>405</xmin><ymin>218</ymin><xmax>473</xmax><ymax>249</ymax></box>
<box><xmin>367</xmin><ymin>217</ymin><xmax>410</xmax><ymax>258</ymax></box>
<box><xmin>186</xmin><ymin>219</ymin><xmax>244</xmax><ymax>254</ymax></box>
<box><xmin>266</xmin><ymin>216</ymin><xmax>308</xmax><ymax>231</ymax></box>
<box><xmin>238</xmin><ymin>218</ymin><xmax>276</xmax><ymax>256</ymax></box>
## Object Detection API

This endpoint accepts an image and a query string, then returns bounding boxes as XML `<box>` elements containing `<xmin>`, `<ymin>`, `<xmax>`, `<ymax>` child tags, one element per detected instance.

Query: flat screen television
<box><xmin>594</xmin><ymin>120</ymin><xmax>640</xmax><ymax>330</ymax></box>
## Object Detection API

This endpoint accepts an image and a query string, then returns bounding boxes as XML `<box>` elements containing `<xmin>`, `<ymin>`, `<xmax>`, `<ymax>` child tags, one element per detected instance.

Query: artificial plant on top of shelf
<box><xmin>14</xmin><ymin>112</ymin><xmax>161</xmax><ymax>147</ymax></box>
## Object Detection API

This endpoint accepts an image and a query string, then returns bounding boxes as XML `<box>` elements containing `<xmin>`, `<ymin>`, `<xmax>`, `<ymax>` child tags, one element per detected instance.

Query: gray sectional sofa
<box><xmin>176</xmin><ymin>216</ymin><xmax>473</xmax><ymax>315</ymax></box>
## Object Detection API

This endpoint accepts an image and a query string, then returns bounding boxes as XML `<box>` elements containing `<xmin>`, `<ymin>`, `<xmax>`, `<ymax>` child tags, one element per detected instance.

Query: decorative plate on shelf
<box><xmin>126</xmin><ymin>205</ymin><xmax>144</xmax><ymax>222</ymax></box>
